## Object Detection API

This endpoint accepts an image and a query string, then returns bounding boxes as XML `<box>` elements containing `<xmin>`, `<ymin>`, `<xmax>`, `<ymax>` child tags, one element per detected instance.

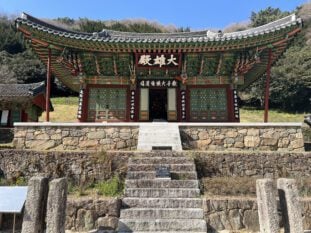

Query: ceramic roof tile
<box><xmin>0</xmin><ymin>82</ymin><xmax>45</xmax><ymax>97</ymax></box>
<box><xmin>16</xmin><ymin>13</ymin><xmax>302</xmax><ymax>44</ymax></box>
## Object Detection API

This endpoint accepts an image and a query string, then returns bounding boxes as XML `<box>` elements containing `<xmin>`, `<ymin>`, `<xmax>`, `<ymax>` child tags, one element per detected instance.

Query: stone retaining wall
<box><xmin>204</xmin><ymin>197</ymin><xmax>311</xmax><ymax>232</ymax></box>
<box><xmin>1</xmin><ymin>150</ymin><xmax>310</xmax><ymax>184</ymax></box>
<box><xmin>13</xmin><ymin>123</ymin><xmax>139</xmax><ymax>151</ymax></box>
<box><xmin>66</xmin><ymin>197</ymin><xmax>121</xmax><ymax>232</ymax></box>
<box><xmin>13</xmin><ymin>123</ymin><xmax>304</xmax><ymax>151</ymax></box>
<box><xmin>180</xmin><ymin>123</ymin><xmax>304</xmax><ymax>151</ymax></box>
<box><xmin>194</xmin><ymin>151</ymin><xmax>311</xmax><ymax>178</ymax></box>
<box><xmin>0</xmin><ymin>150</ymin><xmax>129</xmax><ymax>185</ymax></box>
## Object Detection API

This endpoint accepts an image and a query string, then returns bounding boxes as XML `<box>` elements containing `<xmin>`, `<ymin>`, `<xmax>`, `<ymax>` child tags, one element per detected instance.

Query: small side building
<box><xmin>0</xmin><ymin>82</ymin><xmax>52</xmax><ymax>127</ymax></box>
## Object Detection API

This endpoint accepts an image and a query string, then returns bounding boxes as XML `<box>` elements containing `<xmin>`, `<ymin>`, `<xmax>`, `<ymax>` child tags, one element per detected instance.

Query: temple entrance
<box><xmin>149</xmin><ymin>89</ymin><xmax>167</xmax><ymax>121</ymax></box>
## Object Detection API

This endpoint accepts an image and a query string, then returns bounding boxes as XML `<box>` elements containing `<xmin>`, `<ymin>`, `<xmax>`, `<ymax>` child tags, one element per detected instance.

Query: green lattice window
<box><xmin>88</xmin><ymin>88</ymin><xmax>127</xmax><ymax>121</ymax></box>
<box><xmin>190</xmin><ymin>88</ymin><xmax>228</xmax><ymax>121</ymax></box>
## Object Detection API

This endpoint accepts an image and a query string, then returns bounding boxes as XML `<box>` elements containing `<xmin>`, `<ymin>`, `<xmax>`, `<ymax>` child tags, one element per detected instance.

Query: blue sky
<box><xmin>0</xmin><ymin>0</ymin><xmax>308</xmax><ymax>29</ymax></box>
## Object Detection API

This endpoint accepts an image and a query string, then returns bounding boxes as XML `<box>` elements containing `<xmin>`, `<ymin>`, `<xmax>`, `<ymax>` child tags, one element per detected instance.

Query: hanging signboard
<box><xmin>138</xmin><ymin>79</ymin><xmax>179</xmax><ymax>88</ymax></box>
<box><xmin>136</xmin><ymin>53</ymin><xmax>181</xmax><ymax>69</ymax></box>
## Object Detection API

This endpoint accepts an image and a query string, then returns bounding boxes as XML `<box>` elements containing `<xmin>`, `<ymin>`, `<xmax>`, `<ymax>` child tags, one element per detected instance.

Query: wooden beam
<box><xmin>264</xmin><ymin>48</ymin><xmax>272</xmax><ymax>123</ymax></box>
<box><xmin>17</xmin><ymin>26</ymin><xmax>31</xmax><ymax>36</ymax></box>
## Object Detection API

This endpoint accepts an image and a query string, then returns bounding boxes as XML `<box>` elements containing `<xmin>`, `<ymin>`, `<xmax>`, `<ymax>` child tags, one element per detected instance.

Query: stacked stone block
<box><xmin>181</xmin><ymin>125</ymin><xmax>304</xmax><ymax>151</ymax></box>
<box><xmin>14</xmin><ymin>125</ymin><xmax>139</xmax><ymax>151</ymax></box>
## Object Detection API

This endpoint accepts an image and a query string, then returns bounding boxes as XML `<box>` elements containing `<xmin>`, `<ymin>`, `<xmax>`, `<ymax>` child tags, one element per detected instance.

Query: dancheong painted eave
<box><xmin>14</xmin><ymin>13</ymin><xmax>303</xmax><ymax>92</ymax></box>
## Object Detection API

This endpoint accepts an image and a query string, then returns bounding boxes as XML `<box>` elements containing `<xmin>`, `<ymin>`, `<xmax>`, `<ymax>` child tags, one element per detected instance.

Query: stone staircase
<box><xmin>137</xmin><ymin>123</ymin><xmax>182</xmax><ymax>151</ymax></box>
<box><xmin>118</xmin><ymin>151</ymin><xmax>207</xmax><ymax>232</ymax></box>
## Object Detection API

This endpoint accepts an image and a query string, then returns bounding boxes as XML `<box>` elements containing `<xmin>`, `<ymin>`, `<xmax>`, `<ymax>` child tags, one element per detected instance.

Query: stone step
<box><xmin>126</xmin><ymin>171</ymin><xmax>197</xmax><ymax>180</ymax></box>
<box><xmin>137</xmin><ymin>123</ymin><xmax>182</xmax><ymax>151</ymax></box>
<box><xmin>133</xmin><ymin>151</ymin><xmax>185</xmax><ymax>157</ymax></box>
<box><xmin>120</xmin><ymin>208</ymin><xmax>204</xmax><ymax>219</ymax></box>
<box><xmin>125</xmin><ymin>180</ymin><xmax>199</xmax><ymax>189</ymax></box>
<box><xmin>122</xmin><ymin>197</ymin><xmax>203</xmax><ymax>209</ymax></box>
<box><xmin>128</xmin><ymin>164</ymin><xmax>196</xmax><ymax>172</ymax></box>
<box><xmin>118</xmin><ymin>219</ymin><xmax>207</xmax><ymax>232</ymax></box>
<box><xmin>125</xmin><ymin>188</ymin><xmax>200</xmax><ymax>198</ymax></box>
<box><xmin>129</xmin><ymin>157</ymin><xmax>193</xmax><ymax>165</ymax></box>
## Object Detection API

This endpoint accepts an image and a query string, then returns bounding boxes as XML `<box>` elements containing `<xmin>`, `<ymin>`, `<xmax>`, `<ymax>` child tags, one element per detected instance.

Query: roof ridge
<box><xmin>16</xmin><ymin>13</ymin><xmax>302</xmax><ymax>40</ymax></box>
<box><xmin>0</xmin><ymin>81</ymin><xmax>44</xmax><ymax>86</ymax></box>
<box><xmin>19</xmin><ymin>12</ymin><xmax>91</xmax><ymax>35</ymax></box>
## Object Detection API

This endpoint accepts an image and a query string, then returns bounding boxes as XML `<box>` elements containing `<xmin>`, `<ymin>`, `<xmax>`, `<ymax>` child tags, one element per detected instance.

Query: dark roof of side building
<box><xmin>0</xmin><ymin>82</ymin><xmax>45</xmax><ymax>97</ymax></box>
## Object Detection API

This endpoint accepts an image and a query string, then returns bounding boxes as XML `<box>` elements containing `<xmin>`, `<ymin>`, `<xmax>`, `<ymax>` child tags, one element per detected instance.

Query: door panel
<box><xmin>167</xmin><ymin>88</ymin><xmax>177</xmax><ymax>121</ymax></box>
<box><xmin>139</xmin><ymin>88</ymin><xmax>149</xmax><ymax>121</ymax></box>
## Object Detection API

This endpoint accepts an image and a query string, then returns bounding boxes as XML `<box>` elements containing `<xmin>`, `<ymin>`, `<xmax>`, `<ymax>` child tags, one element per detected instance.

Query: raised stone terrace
<box><xmin>13</xmin><ymin>122</ymin><xmax>304</xmax><ymax>151</ymax></box>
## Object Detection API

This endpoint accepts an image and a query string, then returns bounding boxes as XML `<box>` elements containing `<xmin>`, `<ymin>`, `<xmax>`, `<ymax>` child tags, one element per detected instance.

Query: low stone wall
<box><xmin>13</xmin><ymin>122</ymin><xmax>304</xmax><ymax>151</ymax></box>
<box><xmin>194</xmin><ymin>151</ymin><xmax>311</xmax><ymax>178</ymax></box>
<box><xmin>1</xmin><ymin>150</ymin><xmax>310</xmax><ymax>184</ymax></box>
<box><xmin>204</xmin><ymin>197</ymin><xmax>311</xmax><ymax>232</ymax></box>
<box><xmin>180</xmin><ymin>123</ymin><xmax>304</xmax><ymax>151</ymax></box>
<box><xmin>13</xmin><ymin>123</ymin><xmax>139</xmax><ymax>151</ymax></box>
<box><xmin>0</xmin><ymin>150</ymin><xmax>129</xmax><ymax>185</ymax></box>
<box><xmin>66</xmin><ymin>197</ymin><xmax>121</xmax><ymax>232</ymax></box>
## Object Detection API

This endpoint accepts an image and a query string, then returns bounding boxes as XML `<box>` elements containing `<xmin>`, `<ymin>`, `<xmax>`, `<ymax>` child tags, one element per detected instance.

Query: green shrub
<box><xmin>15</xmin><ymin>177</ymin><xmax>27</xmax><ymax>186</ymax></box>
<box><xmin>67</xmin><ymin>181</ymin><xmax>87</xmax><ymax>196</ymax></box>
<box><xmin>95</xmin><ymin>175</ymin><xmax>124</xmax><ymax>197</ymax></box>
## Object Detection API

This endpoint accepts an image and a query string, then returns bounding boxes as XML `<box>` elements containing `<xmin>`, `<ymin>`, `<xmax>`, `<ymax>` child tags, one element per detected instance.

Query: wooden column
<box><xmin>264</xmin><ymin>48</ymin><xmax>272</xmax><ymax>123</ymax></box>
<box><xmin>81</xmin><ymin>86</ymin><xmax>89</xmax><ymax>122</ymax></box>
<box><xmin>45</xmin><ymin>48</ymin><xmax>51</xmax><ymax>122</ymax></box>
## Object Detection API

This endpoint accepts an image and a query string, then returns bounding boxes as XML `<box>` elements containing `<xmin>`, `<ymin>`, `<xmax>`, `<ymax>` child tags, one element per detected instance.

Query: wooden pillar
<box><xmin>264</xmin><ymin>48</ymin><xmax>272</xmax><ymax>123</ymax></box>
<box><xmin>46</xmin><ymin>48</ymin><xmax>51</xmax><ymax>122</ymax></box>
<box><xmin>81</xmin><ymin>86</ymin><xmax>89</xmax><ymax>122</ymax></box>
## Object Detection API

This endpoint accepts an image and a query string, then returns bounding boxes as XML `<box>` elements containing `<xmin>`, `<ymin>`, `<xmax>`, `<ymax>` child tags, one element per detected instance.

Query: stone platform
<box><xmin>137</xmin><ymin>123</ymin><xmax>182</xmax><ymax>151</ymax></box>
<box><xmin>13</xmin><ymin>122</ymin><xmax>304</xmax><ymax>151</ymax></box>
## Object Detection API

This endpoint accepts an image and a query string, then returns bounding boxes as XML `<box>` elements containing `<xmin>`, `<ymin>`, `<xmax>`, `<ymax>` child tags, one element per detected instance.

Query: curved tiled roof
<box><xmin>0</xmin><ymin>82</ymin><xmax>45</xmax><ymax>97</ymax></box>
<box><xmin>14</xmin><ymin>13</ymin><xmax>303</xmax><ymax>92</ymax></box>
<box><xmin>16</xmin><ymin>13</ymin><xmax>302</xmax><ymax>43</ymax></box>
